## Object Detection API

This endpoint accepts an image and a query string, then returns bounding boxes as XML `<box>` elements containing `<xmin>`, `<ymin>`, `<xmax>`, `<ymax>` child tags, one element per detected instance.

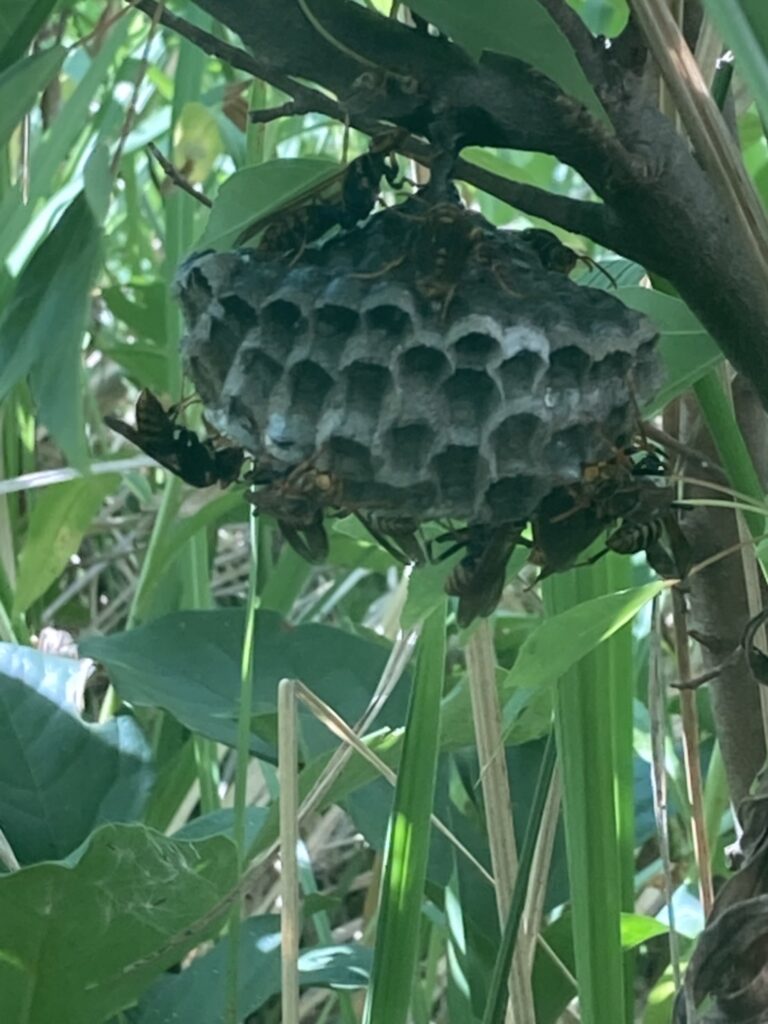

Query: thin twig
<box><xmin>147</xmin><ymin>142</ymin><xmax>213</xmax><ymax>206</ymax></box>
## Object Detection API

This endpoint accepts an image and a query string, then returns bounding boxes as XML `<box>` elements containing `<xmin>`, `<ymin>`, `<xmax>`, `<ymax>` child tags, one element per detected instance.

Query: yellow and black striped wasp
<box><xmin>105</xmin><ymin>389</ymin><xmax>244</xmax><ymax>488</ymax></box>
<box><xmin>438</xmin><ymin>521</ymin><xmax>527</xmax><ymax>626</ymax></box>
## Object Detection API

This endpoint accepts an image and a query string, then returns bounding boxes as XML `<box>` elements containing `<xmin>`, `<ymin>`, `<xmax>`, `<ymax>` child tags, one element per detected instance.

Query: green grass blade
<box><xmin>545</xmin><ymin>560</ymin><xmax>628</xmax><ymax>1024</ymax></box>
<box><xmin>363</xmin><ymin>601</ymin><xmax>446</xmax><ymax>1024</ymax></box>
<box><xmin>482</xmin><ymin>732</ymin><xmax>556</xmax><ymax>1024</ymax></box>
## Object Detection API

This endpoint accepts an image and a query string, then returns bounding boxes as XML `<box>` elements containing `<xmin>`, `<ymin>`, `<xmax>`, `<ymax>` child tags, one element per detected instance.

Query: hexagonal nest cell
<box><xmin>176</xmin><ymin>193</ymin><xmax>661</xmax><ymax>537</ymax></box>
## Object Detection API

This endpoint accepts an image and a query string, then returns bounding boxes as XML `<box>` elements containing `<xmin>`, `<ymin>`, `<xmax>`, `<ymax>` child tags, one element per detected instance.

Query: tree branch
<box><xmin>144</xmin><ymin>0</ymin><xmax>768</xmax><ymax>410</ymax></box>
<box><xmin>535</xmin><ymin>0</ymin><xmax>605</xmax><ymax>87</ymax></box>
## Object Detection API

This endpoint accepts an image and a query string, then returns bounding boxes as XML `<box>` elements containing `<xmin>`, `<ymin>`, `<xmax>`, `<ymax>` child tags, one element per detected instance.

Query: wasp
<box><xmin>404</xmin><ymin>202</ymin><xmax>487</xmax><ymax>316</ymax></box>
<box><xmin>356</xmin><ymin>512</ymin><xmax>427</xmax><ymax>565</ymax></box>
<box><xmin>246</xmin><ymin>453</ymin><xmax>343</xmax><ymax>563</ymax></box>
<box><xmin>105</xmin><ymin>389</ymin><xmax>244</xmax><ymax>488</ymax></box>
<box><xmin>235</xmin><ymin>135</ymin><xmax>406</xmax><ymax>255</ymax></box>
<box><xmin>521</xmin><ymin>228</ymin><xmax>617</xmax><ymax>288</ymax></box>
<box><xmin>439</xmin><ymin>522</ymin><xmax>526</xmax><ymax>627</ymax></box>
<box><xmin>529</xmin><ymin>491</ymin><xmax>608</xmax><ymax>580</ymax></box>
<box><xmin>603</xmin><ymin>500</ymin><xmax>692</xmax><ymax>579</ymax></box>
<box><xmin>338</xmin><ymin>131</ymin><xmax>405</xmax><ymax>228</ymax></box>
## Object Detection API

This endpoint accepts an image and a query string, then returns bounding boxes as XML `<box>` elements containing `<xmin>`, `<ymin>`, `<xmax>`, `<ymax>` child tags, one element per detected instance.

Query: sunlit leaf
<box><xmin>501</xmin><ymin>581</ymin><xmax>666</xmax><ymax>735</ymax></box>
<box><xmin>173</xmin><ymin>100</ymin><xmax>223</xmax><ymax>183</ymax></box>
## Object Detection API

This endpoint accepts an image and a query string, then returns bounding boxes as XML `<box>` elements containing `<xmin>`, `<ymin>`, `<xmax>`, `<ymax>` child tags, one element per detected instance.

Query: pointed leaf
<box><xmin>502</xmin><ymin>581</ymin><xmax>666</xmax><ymax>735</ymax></box>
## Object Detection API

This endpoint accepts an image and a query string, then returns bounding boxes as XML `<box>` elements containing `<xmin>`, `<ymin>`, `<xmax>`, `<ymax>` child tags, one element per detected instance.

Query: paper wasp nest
<box><xmin>176</xmin><ymin>198</ymin><xmax>660</xmax><ymax>525</ymax></box>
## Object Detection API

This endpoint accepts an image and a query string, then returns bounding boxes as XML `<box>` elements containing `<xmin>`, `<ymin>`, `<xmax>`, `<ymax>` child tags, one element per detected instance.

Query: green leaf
<box><xmin>617</xmin><ymin>287</ymin><xmax>723</xmax><ymax>413</ymax></box>
<box><xmin>0</xmin><ymin>194</ymin><xmax>104</xmax><ymax>468</ymax></box>
<box><xmin>172</xmin><ymin>807</ymin><xmax>268</xmax><ymax>848</ymax></box>
<box><xmin>364</xmin><ymin>604</ymin><xmax>446</xmax><ymax>1024</ymax></box>
<box><xmin>128</xmin><ymin>916</ymin><xmax>371</xmax><ymax>1024</ymax></box>
<box><xmin>13</xmin><ymin>475</ymin><xmax>119</xmax><ymax>615</ymax></box>
<box><xmin>83</xmin><ymin>141</ymin><xmax>112</xmax><ymax>223</ymax></box>
<box><xmin>198</xmin><ymin>157</ymin><xmax>341</xmax><ymax>251</ymax></box>
<box><xmin>102</xmin><ymin>282</ymin><xmax>168</xmax><ymax>347</ymax></box>
<box><xmin>173</xmin><ymin>100</ymin><xmax>223</xmax><ymax>183</ymax></box>
<box><xmin>501</xmin><ymin>581</ymin><xmax>665</xmax><ymax>735</ymax></box>
<box><xmin>703</xmin><ymin>0</ymin><xmax>768</xmax><ymax>126</ymax></box>
<box><xmin>406</xmin><ymin>0</ymin><xmax>609</xmax><ymax>123</ymax></box>
<box><xmin>0</xmin><ymin>645</ymin><xmax>153</xmax><ymax>863</ymax></box>
<box><xmin>0</xmin><ymin>823</ymin><xmax>238</xmax><ymax>1024</ymax></box>
<box><xmin>0</xmin><ymin>45</ymin><xmax>64</xmax><ymax>149</ymax></box>
<box><xmin>619</xmin><ymin>912</ymin><xmax>668</xmax><ymax>948</ymax></box>
<box><xmin>0</xmin><ymin>0</ymin><xmax>59</xmax><ymax>70</ymax></box>
<box><xmin>81</xmin><ymin>610</ymin><xmax>412</xmax><ymax>761</ymax></box>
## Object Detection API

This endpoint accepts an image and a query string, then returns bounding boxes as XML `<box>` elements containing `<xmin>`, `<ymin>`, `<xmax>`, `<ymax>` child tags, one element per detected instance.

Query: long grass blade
<box><xmin>363</xmin><ymin>601</ymin><xmax>446</xmax><ymax>1024</ymax></box>
<box><xmin>545</xmin><ymin>558</ymin><xmax>628</xmax><ymax>1024</ymax></box>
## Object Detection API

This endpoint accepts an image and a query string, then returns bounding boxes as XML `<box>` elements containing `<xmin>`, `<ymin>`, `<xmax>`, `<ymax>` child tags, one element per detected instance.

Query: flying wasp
<box><xmin>439</xmin><ymin>521</ymin><xmax>526</xmax><ymax>627</ymax></box>
<box><xmin>105</xmin><ymin>389</ymin><xmax>244</xmax><ymax>488</ymax></box>
<box><xmin>521</xmin><ymin>228</ymin><xmax>617</xmax><ymax>288</ymax></box>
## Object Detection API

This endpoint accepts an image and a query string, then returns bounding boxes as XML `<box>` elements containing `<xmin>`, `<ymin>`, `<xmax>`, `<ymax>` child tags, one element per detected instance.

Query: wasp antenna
<box><xmin>578</xmin><ymin>254</ymin><xmax>617</xmax><ymax>288</ymax></box>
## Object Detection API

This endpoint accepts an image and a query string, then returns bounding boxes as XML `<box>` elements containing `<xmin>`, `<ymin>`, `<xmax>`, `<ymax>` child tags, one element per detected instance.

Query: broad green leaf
<box><xmin>617</xmin><ymin>287</ymin><xmax>723</xmax><ymax>413</ymax></box>
<box><xmin>364</xmin><ymin>604</ymin><xmax>446</xmax><ymax>1024</ymax></box>
<box><xmin>0</xmin><ymin>0</ymin><xmax>59</xmax><ymax>70</ymax></box>
<box><xmin>13</xmin><ymin>475</ymin><xmax>118</xmax><ymax>615</ymax></box>
<box><xmin>406</xmin><ymin>0</ymin><xmax>608</xmax><ymax>124</ymax></box>
<box><xmin>0</xmin><ymin>645</ymin><xmax>153</xmax><ymax>863</ymax></box>
<box><xmin>173</xmin><ymin>100</ymin><xmax>223</xmax><ymax>183</ymax></box>
<box><xmin>501</xmin><ymin>581</ymin><xmax>665</xmax><ymax>735</ymax></box>
<box><xmin>81</xmin><ymin>610</ymin><xmax>412</xmax><ymax>761</ymax></box>
<box><xmin>703</xmin><ymin>0</ymin><xmax>768</xmax><ymax>126</ymax></box>
<box><xmin>0</xmin><ymin>823</ymin><xmax>238</xmax><ymax>1024</ymax></box>
<box><xmin>0</xmin><ymin>45</ymin><xmax>64</xmax><ymax>150</ymax></box>
<box><xmin>198</xmin><ymin>157</ymin><xmax>341</xmax><ymax>251</ymax></box>
<box><xmin>0</xmin><ymin>194</ymin><xmax>104</xmax><ymax>468</ymax></box>
<box><xmin>128</xmin><ymin>916</ymin><xmax>371</xmax><ymax>1024</ymax></box>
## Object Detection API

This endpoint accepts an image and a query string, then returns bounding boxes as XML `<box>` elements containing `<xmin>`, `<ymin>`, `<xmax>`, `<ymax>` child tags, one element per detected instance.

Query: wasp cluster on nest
<box><xmin>110</xmin><ymin>141</ymin><xmax>684</xmax><ymax>625</ymax></box>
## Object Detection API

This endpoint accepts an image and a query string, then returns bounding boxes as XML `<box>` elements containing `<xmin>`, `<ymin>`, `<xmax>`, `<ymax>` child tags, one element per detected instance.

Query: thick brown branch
<box><xmin>151</xmin><ymin>0</ymin><xmax>768</xmax><ymax>410</ymax></box>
